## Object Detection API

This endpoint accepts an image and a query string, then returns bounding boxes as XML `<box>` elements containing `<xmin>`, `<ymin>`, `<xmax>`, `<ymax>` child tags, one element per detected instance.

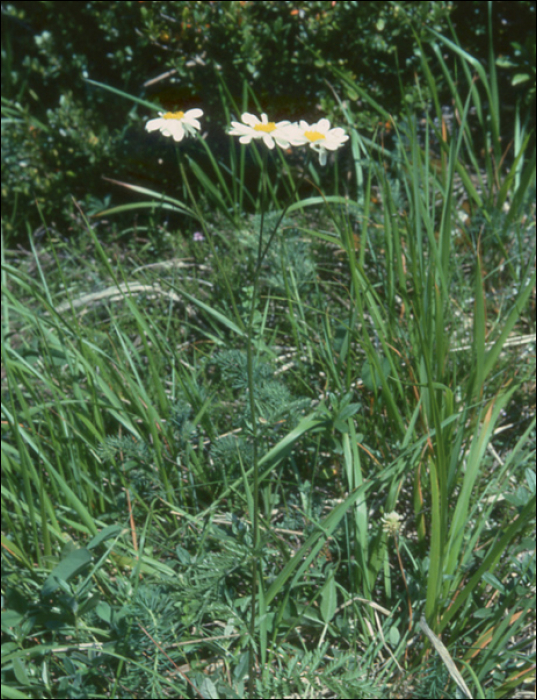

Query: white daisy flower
<box><xmin>228</xmin><ymin>112</ymin><xmax>304</xmax><ymax>150</ymax></box>
<box><xmin>145</xmin><ymin>108</ymin><xmax>203</xmax><ymax>142</ymax></box>
<box><xmin>295</xmin><ymin>118</ymin><xmax>349</xmax><ymax>165</ymax></box>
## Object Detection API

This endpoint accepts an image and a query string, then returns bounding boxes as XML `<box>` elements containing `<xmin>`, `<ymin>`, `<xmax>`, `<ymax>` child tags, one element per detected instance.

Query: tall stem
<box><xmin>176</xmin><ymin>137</ymin><xmax>310</xmax><ymax>698</ymax></box>
<box><xmin>246</xmin><ymin>147</ymin><xmax>269</xmax><ymax>698</ymax></box>
<box><xmin>179</xmin><ymin>159</ymin><xmax>245</xmax><ymax>333</ymax></box>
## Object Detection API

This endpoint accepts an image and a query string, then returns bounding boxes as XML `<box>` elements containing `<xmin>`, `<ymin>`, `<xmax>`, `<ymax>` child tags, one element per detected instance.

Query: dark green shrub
<box><xmin>2</xmin><ymin>1</ymin><xmax>534</xmax><ymax>239</ymax></box>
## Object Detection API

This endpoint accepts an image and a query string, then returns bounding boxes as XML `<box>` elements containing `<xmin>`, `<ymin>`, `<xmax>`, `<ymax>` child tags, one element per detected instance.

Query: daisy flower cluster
<box><xmin>228</xmin><ymin>113</ymin><xmax>349</xmax><ymax>166</ymax></box>
<box><xmin>145</xmin><ymin>109</ymin><xmax>348</xmax><ymax>165</ymax></box>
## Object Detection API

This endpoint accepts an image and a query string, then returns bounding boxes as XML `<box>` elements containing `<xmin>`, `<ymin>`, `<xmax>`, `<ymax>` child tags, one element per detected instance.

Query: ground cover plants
<box><xmin>2</xmin><ymin>4</ymin><xmax>536</xmax><ymax>699</ymax></box>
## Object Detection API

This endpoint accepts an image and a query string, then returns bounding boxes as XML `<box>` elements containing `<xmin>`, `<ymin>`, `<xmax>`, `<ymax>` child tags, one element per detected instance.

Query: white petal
<box><xmin>185</xmin><ymin>108</ymin><xmax>203</xmax><ymax>119</ymax></box>
<box><xmin>241</xmin><ymin>113</ymin><xmax>262</xmax><ymax>127</ymax></box>
<box><xmin>229</xmin><ymin>122</ymin><xmax>249</xmax><ymax>136</ymax></box>
<box><xmin>330</xmin><ymin>127</ymin><xmax>347</xmax><ymax>138</ymax></box>
<box><xmin>184</xmin><ymin>118</ymin><xmax>201</xmax><ymax>132</ymax></box>
<box><xmin>281</xmin><ymin>125</ymin><xmax>308</xmax><ymax>145</ymax></box>
<box><xmin>165</xmin><ymin>123</ymin><xmax>185</xmax><ymax>141</ymax></box>
<box><xmin>145</xmin><ymin>118</ymin><xmax>164</xmax><ymax>132</ymax></box>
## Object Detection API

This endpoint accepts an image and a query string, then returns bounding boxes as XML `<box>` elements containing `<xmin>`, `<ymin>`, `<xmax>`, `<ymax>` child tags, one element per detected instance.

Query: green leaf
<box><xmin>0</xmin><ymin>684</ymin><xmax>32</xmax><ymax>700</ymax></box>
<box><xmin>320</xmin><ymin>574</ymin><xmax>337</xmax><ymax>624</ymax></box>
<box><xmin>87</xmin><ymin>525</ymin><xmax>124</xmax><ymax>550</ymax></box>
<box><xmin>41</xmin><ymin>548</ymin><xmax>93</xmax><ymax>597</ymax></box>
<box><xmin>361</xmin><ymin>356</ymin><xmax>391</xmax><ymax>392</ymax></box>
<box><xmin>83</xmin><ymin>78</ymin><xmax>161</xmax><ymax>111</ymax></box>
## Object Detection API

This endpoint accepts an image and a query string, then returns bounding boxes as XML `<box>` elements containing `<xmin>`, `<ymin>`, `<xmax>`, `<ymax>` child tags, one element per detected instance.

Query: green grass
<box><xmin>2</xmin><ymin>18</ymin><xmax>536</xmax><ymax>700</ymax></box>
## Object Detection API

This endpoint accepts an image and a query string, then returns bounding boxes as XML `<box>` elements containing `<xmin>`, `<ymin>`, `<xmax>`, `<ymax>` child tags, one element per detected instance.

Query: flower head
<box><xmin>228</xmin><ymin>112</ymin><xmax>303</xmax><ymax>150</ymax></box>
<box><xmin>382</xmin><ymin>511</ymin><xmax>403</xmax><ymax>536</ymax></box>
<box><xmin>145</xmin><ymin>108</ymin><xmax>203</xmax><ymax>142</ymax></box>
<box><xmin>295</xmin><ymin>118</ymin><xmax>349</xmax><ymax>165</ymax></box>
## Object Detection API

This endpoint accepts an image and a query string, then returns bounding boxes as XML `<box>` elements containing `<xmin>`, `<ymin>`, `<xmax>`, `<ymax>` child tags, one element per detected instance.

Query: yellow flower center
<box><xmin>304</xmin><ymin>130</ymin><xmax>326</xmax><ymax>142</ymax></box>
<box><xmin>254</xmin><ymin>122</ymin><xmax>276</xmax><ymax>133</ymax></box>
<box><xmin>163</xmin><ymin>111</ymin><xmax>185</xmax><ymax>120</ymax></box>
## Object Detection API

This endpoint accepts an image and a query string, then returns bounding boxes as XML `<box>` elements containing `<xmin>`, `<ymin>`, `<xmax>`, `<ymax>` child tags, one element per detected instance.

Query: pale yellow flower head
<box><xmin>382</xmin><ymin>511</ymin><xmax>403</xmax><ymax>536</ymax></box>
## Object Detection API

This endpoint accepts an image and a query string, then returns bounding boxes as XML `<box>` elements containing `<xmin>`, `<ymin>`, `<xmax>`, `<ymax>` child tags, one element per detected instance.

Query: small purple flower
<box><xmin>193</xmin><ymin>231</ymin><xmax>205</xmax><ymax>242</ymax></box>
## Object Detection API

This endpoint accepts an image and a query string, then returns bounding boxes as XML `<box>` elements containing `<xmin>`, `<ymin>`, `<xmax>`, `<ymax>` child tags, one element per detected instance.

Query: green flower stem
<box><xmin>182</xmin><ymin>142</ymin><xmax>306</xmax><ymax>697</ymax></box>
<box><xmin>394</xmin><ymin>533</ymin><xmax>413</xmax><ymax>635</ymax></box>
<box><xmin>179</xmin><ymin>144</ymin><xmax>266</xmax><ymax>696</ymax></box>
<box><xmin>245</xmin><ymin>146</ymin><xmax>302</xmax><ymax>696</ymax></box>
<box><xmin>178</xmin><ymin>158</ymin><xmax>245</xmax><ymax>333</ymax></box>
<box><xmin>246</xmin><ymin>146</ymin><xmax>269</xmax><ymax>697</ymax></box>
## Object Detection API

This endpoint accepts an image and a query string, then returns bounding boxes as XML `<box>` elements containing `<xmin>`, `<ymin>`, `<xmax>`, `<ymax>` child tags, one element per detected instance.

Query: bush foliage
<box><xmin>2</xmin><ymin>0</ymin><xmax>535</xmax><ymax>236</ymax></box>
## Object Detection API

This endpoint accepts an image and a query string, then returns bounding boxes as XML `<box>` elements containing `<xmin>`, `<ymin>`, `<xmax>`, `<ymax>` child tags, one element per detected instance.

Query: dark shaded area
<box><xmin>1</xmin><ymin>0</ymin><xmax>535</xmax><ymax>241</ymax></box>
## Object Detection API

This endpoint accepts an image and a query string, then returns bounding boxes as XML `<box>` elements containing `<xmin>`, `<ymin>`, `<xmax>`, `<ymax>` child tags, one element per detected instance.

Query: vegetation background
<box><xmin>3</xmin><ymin>0</ymin><xmax>535</xmax><ymax>237</ymax></box>
<box><xmin>2</xmin><ymin>1</ymin><xmax>536</xmax><ymax>699</ymax></box>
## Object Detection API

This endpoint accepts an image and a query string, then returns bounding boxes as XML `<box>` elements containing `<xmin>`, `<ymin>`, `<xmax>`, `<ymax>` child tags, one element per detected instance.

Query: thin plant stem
<box><xmin>244</xmin><ymin>147</ymin><xmax>315</xmax><ymax>697</ymax></box>
<box><xmin>246</xmin><ymin>147</ymin><xmax>268</xmax><ymax>699</ymax></box>
<box><xmin>179</xmin><ymin>140</ymin><xmax>303</xmax><ymax>697</ymax></box>
<box><xmin>178</xmin><ymin>158</ymin><xmax>245</xmax><ymax>332</ymax></box>
<box><xmin>394</xmin><ymin>534</ymin><xmax>413</xmax><ymax>635</ymax></box>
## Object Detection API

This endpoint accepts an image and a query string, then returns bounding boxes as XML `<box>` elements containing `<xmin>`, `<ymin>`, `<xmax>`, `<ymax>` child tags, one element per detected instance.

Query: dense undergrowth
<box><xmin>2</xmin><ymin>3</ymin><xmax>536</xmax><ymax>699</ymax></box>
